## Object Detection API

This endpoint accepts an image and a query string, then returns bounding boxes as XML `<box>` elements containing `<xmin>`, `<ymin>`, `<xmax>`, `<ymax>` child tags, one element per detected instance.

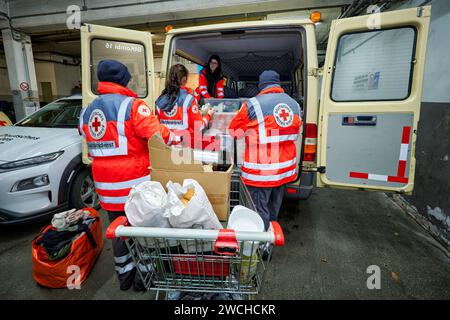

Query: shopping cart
<box><xmin>106</xmin><ymin>173</ymin><xmax>285</xmax><ymax>299</ymax></box>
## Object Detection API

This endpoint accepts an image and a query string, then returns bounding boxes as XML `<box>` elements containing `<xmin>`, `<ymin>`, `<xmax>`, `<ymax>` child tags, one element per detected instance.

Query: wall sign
<box><xmin>19</xmin><ymin>82</ymin><xmax>29</xmax><ymax>91</ymax></box>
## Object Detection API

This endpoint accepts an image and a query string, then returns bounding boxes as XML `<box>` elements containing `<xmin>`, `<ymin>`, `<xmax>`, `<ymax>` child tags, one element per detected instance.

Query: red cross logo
<box><xmin>88</xmin><ymin>109</ymin><xmax>107</xmax><ymax>139</ymax></box>
<box><xmin>279</xmin><ymin>108</ymin><xmax>290</xmax><ymax>121</ymax></box>
<box><xmin>92</xmin><ymin>117</ymin><xmax>101</xmax><ymax>132</ymax></box>
<box><xmin>273</xmin><ymin>103</ymin><xmax>293</xmax><ymax>127</ymax></box>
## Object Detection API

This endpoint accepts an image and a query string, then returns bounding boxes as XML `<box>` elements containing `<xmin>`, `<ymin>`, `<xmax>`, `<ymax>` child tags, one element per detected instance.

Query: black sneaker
<box><xmin>133</xmin><ymin>280</ymin><xmax>146</xmax><ymax>292</ymax></box>
<box><xmin>133</xmin><ymin>272</ymin><xmax>147</xmax><ymax>292</ymax></box>
<box><xmin>119</xmin><ymin>280</ymin><xmax>133</xmax><ymax>291</ymax></box>
<box><xmin>119</xmin><ymin>269</ymin><xmax>136</xmax><ymax>291</ymax></box>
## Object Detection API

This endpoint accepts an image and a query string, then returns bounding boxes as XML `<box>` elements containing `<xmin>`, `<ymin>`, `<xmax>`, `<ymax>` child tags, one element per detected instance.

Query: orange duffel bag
<box><xmin>32</xmin><ymin>207</ymin><xmax>104</xmax><ymax>288</ymax></box>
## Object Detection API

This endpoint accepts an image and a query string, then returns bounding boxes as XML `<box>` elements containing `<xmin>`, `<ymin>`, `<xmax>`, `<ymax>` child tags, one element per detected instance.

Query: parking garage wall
<box><xmin>1</xmin><ymin>59</ymin><xmax>81</xmax><ymax>105</ymax></box>
<box><xmin>391</xmin><ymin>0</ymin><xmax>450</xmax><ymax>249</ymax></box>
<box><xmin>53</xmin><ymin>63</ymin><xmax>81</xmax><ymax>98</ymax></box>
<box><xmin>0</xmin><ymin>55</ymin><xmax>11</xmax><ymax>101</ymax></box>
<box><xmin>34</xmin><ymin>62</ymin><xmax>57</xmax><ymax>102</ymax></box>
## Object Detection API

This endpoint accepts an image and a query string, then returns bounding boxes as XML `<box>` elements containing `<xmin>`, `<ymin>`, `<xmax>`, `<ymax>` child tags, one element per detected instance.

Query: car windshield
<box><xmin>16</xmin><ymin>99</ymin><xmax>82</xmax><ymax>128</ymax></box>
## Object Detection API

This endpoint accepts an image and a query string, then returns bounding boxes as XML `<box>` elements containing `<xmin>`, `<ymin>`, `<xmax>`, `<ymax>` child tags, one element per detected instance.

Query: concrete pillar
<box><xmin>2</xmin><ymin>28</ymin><xmax>39</xmax><ymax>121</ymax></box>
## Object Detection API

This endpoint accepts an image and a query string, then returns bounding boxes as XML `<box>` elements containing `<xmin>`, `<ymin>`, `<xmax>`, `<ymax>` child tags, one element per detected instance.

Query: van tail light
<box><xmin>287</xmin><ymin>188</ymin><xmax>297</xmax><ymax>194</ymax></box>
<box><xmin>303</xmin><ymin>123</ymin><xmax>317</xmax><ymax>162</ymax></box>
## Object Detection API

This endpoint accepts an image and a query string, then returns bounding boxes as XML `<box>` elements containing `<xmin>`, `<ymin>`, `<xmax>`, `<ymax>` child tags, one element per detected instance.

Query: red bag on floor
<box><xmin>32</xmin><ymin>207</ymin><xmax>104</xmax><ymax>288</ymax></box>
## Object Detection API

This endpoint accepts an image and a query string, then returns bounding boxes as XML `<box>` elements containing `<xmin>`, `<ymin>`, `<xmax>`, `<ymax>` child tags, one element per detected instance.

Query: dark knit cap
<box><xmin>258</xmin><ymin>70</ymin><xmax>281</xmax><ymax>91</ymax></box>
<box><xmin>97</xmin><ymin>59</ymin><xmax>131</xmax><ymax>87</ymax></box>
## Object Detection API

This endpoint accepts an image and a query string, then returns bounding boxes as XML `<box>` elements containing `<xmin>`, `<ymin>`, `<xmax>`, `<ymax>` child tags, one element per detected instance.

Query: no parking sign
<box><xmin>19</xmin><ymin>82</ymin><xmax>29</xmax><ymax>91</ymax></box>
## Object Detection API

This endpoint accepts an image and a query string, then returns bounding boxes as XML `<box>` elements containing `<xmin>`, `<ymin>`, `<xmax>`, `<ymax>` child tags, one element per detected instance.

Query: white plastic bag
<box><xmin>166</xmin><ymin>179</ymin><xmax>222</xmax><ymax>253</ymax></box>
<box><xmin>124</xmin><ymin>181</ymin><xmax>171</xmax><ymax>228</ymax></box>
<box><xmin>166</xmin><ymin>179</ymin><xmax>222</xmax><ymax>230</ymax></box>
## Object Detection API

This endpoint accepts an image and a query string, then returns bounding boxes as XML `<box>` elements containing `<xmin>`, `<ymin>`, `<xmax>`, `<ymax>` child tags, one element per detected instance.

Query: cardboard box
<box><xmin>148</xmin><ymin>135</ymin><xmax>232</xmax><ymax>221</ymax></box>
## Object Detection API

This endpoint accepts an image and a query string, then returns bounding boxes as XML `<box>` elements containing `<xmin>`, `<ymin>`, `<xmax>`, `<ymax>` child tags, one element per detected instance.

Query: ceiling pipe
<box><xmin>318</xmin><ymin>0</ymin><xmax>395</xmax><ymax>48</ymax></box>
<box><xmin>0</xmin><ymin>11</ymin><xmax>12</xmax><ymax>30</ymax></box>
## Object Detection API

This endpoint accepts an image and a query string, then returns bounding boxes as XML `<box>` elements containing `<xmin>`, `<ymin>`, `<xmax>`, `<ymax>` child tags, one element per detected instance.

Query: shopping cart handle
<box><xmin>270</xmin><ymin>221</ymin><xmax>285</xmax><ymax>246</ymax></box>
<box><xmin>106</xmin><ymin>216</ymin><xmax>130</xmax><ymax>239</ymax></box>
<box><xmin>214</xmin><ymin>229</ymin><xmax>239</xmax><ymax>256</ymax></box>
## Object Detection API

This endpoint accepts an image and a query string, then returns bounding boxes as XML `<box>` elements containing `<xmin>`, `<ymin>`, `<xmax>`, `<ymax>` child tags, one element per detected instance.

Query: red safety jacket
<box><xmin>194</xmin><ymin>68</ymin><xmax>224</xmax><ymax>102</ymax></box>
<box><xmin>79</xmin><ymin>82</ymin><xmax>174</xmax><ymax>211</ymax></box>
<box><xmin>155</xmin><ymin>86</ymin><xmax>211</xmax><ymax>148</ymax></box>
<box><xmin>228</xmin><ymin>85</ymin><xmax>302</xmax><ymax>187</ymax></box>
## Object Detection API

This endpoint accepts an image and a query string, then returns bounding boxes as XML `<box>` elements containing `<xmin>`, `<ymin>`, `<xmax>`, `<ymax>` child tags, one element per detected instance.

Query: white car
<box><xmin>0</xmin><ymin>95</ymin><xmax>99</xmax><ymax>224</ymax></box>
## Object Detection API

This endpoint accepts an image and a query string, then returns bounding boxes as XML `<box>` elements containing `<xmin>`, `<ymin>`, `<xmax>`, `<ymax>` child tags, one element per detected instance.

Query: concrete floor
<box><xmin>0</xmin><ymin>188</ymin><xmax>449</xmax><ymax>300</ymax></box>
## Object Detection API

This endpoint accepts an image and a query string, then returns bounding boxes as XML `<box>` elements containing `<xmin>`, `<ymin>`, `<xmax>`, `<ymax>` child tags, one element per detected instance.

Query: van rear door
<box><xmin>80</xmin><ymin>24</ymin><xmax>154</xmax><ymax>164</ymax></box>
<box><xmin>317</xmin><ymin>6</ymin><xmax>431</xmax><ymax>194</ymax></box>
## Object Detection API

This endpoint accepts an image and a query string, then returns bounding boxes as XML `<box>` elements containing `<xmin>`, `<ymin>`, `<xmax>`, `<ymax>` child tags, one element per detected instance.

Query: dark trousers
<box><xmin>246</xmin><ymin>185</ymin><xmax>286</xmax><ymax>231</ymax></box>
<box><xmin>108</xmin><ymin>211</ymin><xmax>136</xmax><ymax>290</ymax></box>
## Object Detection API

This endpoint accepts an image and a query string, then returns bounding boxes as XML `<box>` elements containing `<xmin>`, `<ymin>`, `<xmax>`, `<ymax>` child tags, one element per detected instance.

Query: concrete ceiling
<box><xmin>27</xmin><ymin>12</ymin><xmax>273</xmax><ymax>57</ymax></box>
<box><xmin>2</xmin><ymin>0</ymin><xmax>394</xmax><ymax>61</ymax></box>
<box><xmin>1</xmin><ymin>0</ymin><xmax>354</xmax><ymax>56</ymax></box>
<box><xmin>1</xmin><ymin>0</ymin><xmax>353</xmax><ymax>32</ymax></box>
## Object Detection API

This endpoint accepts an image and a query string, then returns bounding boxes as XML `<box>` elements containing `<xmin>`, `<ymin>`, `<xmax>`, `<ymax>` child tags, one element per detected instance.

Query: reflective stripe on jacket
<box><xmin>79</xmin><ymin>81</ymin><xmax>173</xmax><ymax>211</ymax></box>
<box><xmin>194</xmin><ymin>68</ymin><xmax>224</xmax><ymax>102</ymax></box>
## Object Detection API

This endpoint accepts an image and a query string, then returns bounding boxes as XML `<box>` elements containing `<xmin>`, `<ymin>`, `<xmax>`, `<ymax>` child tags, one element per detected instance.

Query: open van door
<box><xmin>317</xmin><ymin>6</ymin><xmax>431</xmax><ymax>194</ymax></box>
<box><xmin>80</xmin><ymin>24</ymin><xmax>155</xmax><ymax>164</ymax></box>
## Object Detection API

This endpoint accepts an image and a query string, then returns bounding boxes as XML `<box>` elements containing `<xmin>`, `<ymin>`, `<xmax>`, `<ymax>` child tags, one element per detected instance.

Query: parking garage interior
<box><xmin>0</xmin><ymin>0</ymin><xmax>449</xmax><ymax>301</ymax></box>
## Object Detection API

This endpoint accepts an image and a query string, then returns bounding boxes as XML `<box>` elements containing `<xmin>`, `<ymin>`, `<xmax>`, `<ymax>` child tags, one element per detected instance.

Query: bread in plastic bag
<box><xmin>166</xmin><ymin>179</ymin><xmax>222</xmax><ymax>253</ymax></box>
<box><xmin>166</xmin><ymin>179</ymin><xmax>222</xmax><ymax>230</ymax></box>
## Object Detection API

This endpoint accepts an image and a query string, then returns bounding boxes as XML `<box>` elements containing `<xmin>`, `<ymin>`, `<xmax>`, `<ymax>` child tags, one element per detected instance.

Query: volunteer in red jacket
<box><xmin>194</xmin><ymin>55</ymin><xmax>225</xmax><ymax>103</ymax></box>
<box><xmin>79</xmin><ymin>59</ymin><xmax>174</xmax><ymax>291</ymax></box>
<box><xmin>228</xmin><ymin>70</ymin><xmax>302</xmax><ymax>231</ymax></box>
<box><xmin>156</xmin><ymin>64</ymin><xmax>215</xmax><ymax>148</ymax></box>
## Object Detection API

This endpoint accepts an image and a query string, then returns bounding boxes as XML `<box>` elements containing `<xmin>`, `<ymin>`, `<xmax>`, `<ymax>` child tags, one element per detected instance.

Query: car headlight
<box><xmin>0</xmin><ymin>151</ymin><xmax>64</xmax><ymax>171</ymax></box>
<box><xmin>11</xmin><ymin>174</ymin><xmax>50</xmax><ymax>192</ymax></box>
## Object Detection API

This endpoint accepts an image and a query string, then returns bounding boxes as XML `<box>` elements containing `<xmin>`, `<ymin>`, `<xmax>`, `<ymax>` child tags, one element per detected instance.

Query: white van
<box><xmin>80</xmin><ymin>6</ymin><xmax>430</xmax><ymax>198</ymax></box>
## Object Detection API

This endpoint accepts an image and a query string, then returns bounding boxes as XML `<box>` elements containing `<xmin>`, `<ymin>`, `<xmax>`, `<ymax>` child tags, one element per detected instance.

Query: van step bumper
<box><xmin>285</xmin><ymin>171</ymin><xmax>315</xmax><ymax>200</ymax></box>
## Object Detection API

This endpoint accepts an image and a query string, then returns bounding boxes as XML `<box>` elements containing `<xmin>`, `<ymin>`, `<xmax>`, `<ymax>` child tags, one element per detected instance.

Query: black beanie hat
<box><xmin>97</xmin><ymin>59</ymin><xmax>131</xmax><ymax>87</ymax></box>
<box><xmin>258</xmin><ymin>70</ymin><xmax>281</xmax><ymax>91</ymax></box>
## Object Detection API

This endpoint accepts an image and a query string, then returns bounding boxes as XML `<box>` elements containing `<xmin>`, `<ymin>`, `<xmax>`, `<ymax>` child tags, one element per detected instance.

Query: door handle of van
<box><xmin>342</xmin><ymin>115</ymin><xmax>377</xmax><ymax>126</ymax></box>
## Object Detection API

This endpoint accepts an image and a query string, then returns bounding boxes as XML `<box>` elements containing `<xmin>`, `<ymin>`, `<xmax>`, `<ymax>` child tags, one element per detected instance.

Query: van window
<box><xmin>171</xmin><ymin>54</ymin><xmax>202</xmax><ymax>93</ymax></box>
<box><xmin>90</xmin><ymin>39</ymin><xmax>147</xmax><ymax>98</ymax></box>
<box><xmin>170</xmin><ymin>28</ymin><xmax>303</xmax><ymax>100</ymax></box>
<box><xmin>331</xmin><ymin>27</ymin><xmax>416</xmax><ymax>102</ymax></box>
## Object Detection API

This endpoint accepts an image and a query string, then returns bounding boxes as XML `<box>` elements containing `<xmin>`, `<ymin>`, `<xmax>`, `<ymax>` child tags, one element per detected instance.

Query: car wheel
<box><xmin>69</xmin><ymin>168</ymin><xmax>100</xmax><ymax>210</ymax></box>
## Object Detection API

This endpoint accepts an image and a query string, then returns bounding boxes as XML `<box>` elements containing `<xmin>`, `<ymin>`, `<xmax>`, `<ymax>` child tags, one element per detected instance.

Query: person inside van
<box><xmin>194</xmin><ymin>55</ymin><xmax>225</xmax><ymax>103</ymax></box>
<box><xmin>156</xmin><ymin>64</ymin><xmax>215</xmax><ymax>148</ymax></box>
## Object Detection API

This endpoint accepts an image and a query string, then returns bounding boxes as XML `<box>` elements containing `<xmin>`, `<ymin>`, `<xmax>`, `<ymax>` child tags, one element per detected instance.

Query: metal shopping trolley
<box><xmin>106</xmin><ymin>172</ymin><xmax>285</xmax><ymax>299</ymax></box>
